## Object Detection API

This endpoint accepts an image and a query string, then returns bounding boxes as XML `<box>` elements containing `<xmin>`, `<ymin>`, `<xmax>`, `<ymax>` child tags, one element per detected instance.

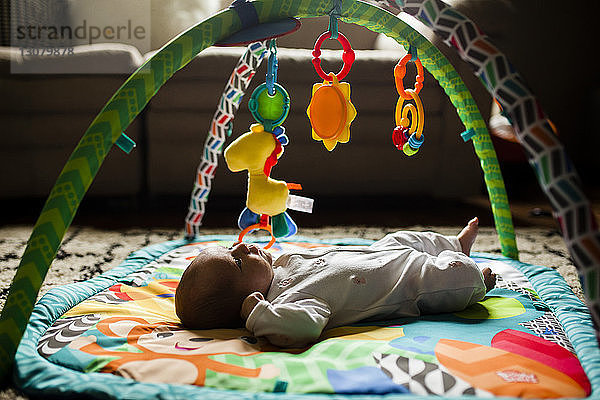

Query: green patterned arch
<box><xmin>0</xmin><ymin>0</ymin><xmax>516</xmax><ymax>382</ymax></box>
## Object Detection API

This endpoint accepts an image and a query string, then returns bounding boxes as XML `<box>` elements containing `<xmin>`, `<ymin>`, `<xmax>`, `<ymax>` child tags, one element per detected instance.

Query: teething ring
<box><xmin>237</xmin><ymin>223</ymin><xmax>276</xmax><ymax>249</ymax></box>
<box><xmin>394</xmin><ymin>53</ymin><xmax>424</xmax><ymax>100</ymax></box>
<box><xmin>248</xmin><ymin>82</ymin><xmax>290</xmax><ymax>128</ymax></box>
<box><xmin>311</xmin><ymin>31</ymin><xmax>355</xmax><ymax>81</ymax></box>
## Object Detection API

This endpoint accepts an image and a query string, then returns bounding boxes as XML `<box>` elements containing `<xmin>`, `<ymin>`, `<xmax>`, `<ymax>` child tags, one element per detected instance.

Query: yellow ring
<box><xmin>394</xmin><ymin>89</ymin><xmax>424</xmax><ymax>139</ymax></box>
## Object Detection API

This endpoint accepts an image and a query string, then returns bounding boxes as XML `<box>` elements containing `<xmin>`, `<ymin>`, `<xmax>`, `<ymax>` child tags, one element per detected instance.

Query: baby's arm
<box><xmin>242</xmin><ymin>294</ymin><xmax>330</xmax><ymax>348</ymax></box>
<box><xmin>370</xmin><ymin>231</ymin><xmax>460</xmax><ymax>256</ymax></box>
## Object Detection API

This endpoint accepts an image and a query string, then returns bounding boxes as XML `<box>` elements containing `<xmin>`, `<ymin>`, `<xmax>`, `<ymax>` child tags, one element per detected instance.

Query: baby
<box><xmin>175</xmin><ymin>217</ymin><xmax>496</xmax><ymax>348</ymax></box>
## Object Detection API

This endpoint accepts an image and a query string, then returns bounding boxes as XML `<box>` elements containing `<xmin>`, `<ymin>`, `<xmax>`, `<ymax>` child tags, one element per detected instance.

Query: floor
<box><xmin>0</xmin><ymin>223</ymin><xmax>585</xmax><ymax>400</ymax></box>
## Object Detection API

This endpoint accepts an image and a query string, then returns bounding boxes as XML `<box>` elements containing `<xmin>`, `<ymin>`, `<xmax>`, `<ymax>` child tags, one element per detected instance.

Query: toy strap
<box><xmin>185</xmin><ymin>42</ymin><xmax>268</xmax><ymax>238</ymax></box>
<box><xmin>263</xmin><ymin>139</ymin><xmax>283</xmax><ymax>176</ymax></box>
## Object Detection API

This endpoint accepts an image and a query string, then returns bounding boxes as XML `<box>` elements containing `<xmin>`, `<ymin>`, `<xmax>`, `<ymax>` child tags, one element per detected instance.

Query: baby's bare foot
<box><xmin>482</xmin><ymin>267</ymin><xmax>496</xmax><ymax>292</ymax></box>
<box><xmin>458</xmin><ymin>217</ymin><xmax>479</xmax><ymax>256</ymax></box>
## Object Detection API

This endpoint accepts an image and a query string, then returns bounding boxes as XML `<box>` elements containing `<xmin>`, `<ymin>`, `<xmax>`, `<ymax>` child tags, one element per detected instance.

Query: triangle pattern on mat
<box><xmin>373</xmin><ymin>352</ymin><xmax>492</xmax><ymax>397</ymax></box>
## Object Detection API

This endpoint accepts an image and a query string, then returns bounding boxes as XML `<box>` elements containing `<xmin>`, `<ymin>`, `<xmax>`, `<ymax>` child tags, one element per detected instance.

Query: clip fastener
<box><xmin>266</xmin><ymin>39</ymin><xmax>278</xmax><ymax>96</ymax></box>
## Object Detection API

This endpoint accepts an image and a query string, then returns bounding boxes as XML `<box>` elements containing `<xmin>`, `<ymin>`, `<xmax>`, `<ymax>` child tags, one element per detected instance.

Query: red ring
<box><xmin>311</xmin><ymin>31</ymin><xmax>355</xmax><ymax>81</ymax></box>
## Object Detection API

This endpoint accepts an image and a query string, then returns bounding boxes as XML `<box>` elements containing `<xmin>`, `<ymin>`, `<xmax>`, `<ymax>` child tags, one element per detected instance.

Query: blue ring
<box><xmin>408</xmin><ymin>132</ymin><xmax>424</xmax><ymax>149</ymax></box>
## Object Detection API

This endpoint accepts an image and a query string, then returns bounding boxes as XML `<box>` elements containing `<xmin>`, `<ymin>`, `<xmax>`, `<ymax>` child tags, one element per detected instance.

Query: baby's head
<box><xmin>175</xmin><ymin>242</ymin><xmax>274</xmax><ymax>329</ymax></box>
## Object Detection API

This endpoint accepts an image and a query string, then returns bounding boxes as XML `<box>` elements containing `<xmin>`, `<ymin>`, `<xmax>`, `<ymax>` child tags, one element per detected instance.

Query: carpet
<box><xmin>0</xmin><ymin>224</ymin><xmax>584</xmax><ymax>399</ymax></box>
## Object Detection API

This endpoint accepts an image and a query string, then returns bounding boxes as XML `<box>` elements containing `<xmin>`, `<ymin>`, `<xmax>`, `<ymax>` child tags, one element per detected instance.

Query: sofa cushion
<box><xmin>0</xmin><ymin>43</ymin><xmax>144</xmax><ymax>74</ymax></box>
<box><xmin>0</xmin><ymin>44</ymin><xmax>144</xmax><ymax>113</ymax></box>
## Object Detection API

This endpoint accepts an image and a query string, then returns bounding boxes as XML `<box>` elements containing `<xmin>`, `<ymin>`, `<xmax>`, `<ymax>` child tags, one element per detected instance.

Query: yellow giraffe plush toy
<box><xmin>224</xmin><ymin>123</ymin><xmax>289</xmax><ymax>216</ymax></box>
<box><xmin>224</xmin><ymin>123</ymin><xmax>298</xmax><ymax>247</ymax></box>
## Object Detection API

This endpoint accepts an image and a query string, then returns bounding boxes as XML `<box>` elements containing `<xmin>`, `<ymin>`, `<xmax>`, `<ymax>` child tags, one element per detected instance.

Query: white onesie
<box><xmin>245</xmin><ymin>231</ymin><xmax>486</xmax><ymax>347</ymax></box>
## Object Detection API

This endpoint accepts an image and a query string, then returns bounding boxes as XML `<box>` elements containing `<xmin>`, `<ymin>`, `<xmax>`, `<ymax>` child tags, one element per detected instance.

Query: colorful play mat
<box><xmin>2</xmin><ymin>0</ymin><xmax>600</xmax><ymax>399</ymax></box>
<box><xmin>14</xmin><ymin>237</ymin><xmax>598</xmax><ymax>398</ymax></box>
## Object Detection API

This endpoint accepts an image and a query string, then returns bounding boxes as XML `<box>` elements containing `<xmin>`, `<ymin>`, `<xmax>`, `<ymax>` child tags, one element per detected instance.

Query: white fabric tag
<box><xmin>287</xmin><ymin>195</ymin><xmax>314</xmax><ymax>213</ymax></box>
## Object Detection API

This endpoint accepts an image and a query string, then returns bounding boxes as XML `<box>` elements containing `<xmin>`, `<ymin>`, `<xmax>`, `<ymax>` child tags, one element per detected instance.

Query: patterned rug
<box><xmin>0</xmin><ymin>224</ymin><xmax>584</xmax><ymax>399</ymax></box>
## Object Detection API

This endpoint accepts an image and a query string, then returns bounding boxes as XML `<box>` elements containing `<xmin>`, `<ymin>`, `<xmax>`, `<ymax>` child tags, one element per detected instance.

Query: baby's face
<box><xmin>192</xmin><ymin>242</ymin><xmax>274</xmax><ymax>296</ymax></box>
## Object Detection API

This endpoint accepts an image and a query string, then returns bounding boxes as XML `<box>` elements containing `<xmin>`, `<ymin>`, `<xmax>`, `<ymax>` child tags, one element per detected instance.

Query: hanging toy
<box><xmin>224</xmin><ymin>40</ymin><xmax>310</xmax><ymax>249</ymax></box>
<box><xmin>307</xmin><ymin>4</ymin><xmax>357</xmax><ymax>151</ymax></box>
<box><xmin>225</xmin><ymin>123</ymin><xmax>296</xmax><ymax>248</ymax></box>
<box><xmin>392</xmin><ymin>48</ymin><xmax>425</xmax><ymax>156</ymax></box>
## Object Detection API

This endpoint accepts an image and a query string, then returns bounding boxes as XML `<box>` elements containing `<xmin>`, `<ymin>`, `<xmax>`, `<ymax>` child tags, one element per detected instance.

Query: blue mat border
<box><xmin>13</xmin><ymin>235</ymin><xmax>600</xmax><ymax>399</ymax></box>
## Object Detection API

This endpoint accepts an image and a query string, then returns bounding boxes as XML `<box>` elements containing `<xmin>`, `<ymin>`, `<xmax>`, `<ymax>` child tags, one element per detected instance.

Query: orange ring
<box><xmin>237</xmin><ymin>223</ymin><xmax>276</xmax><ymax>249</ymax></box>
<box><xmin>394</xmin><ymin>53</ymin><xmax>424</xmax><ymax>100</ymax></box>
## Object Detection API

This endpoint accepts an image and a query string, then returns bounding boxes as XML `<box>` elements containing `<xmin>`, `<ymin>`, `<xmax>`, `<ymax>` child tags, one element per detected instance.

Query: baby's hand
<box><xmin>240</xmin><ymin>292</ymin><xmax>264</xmax><ymax>321</ymax></box>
